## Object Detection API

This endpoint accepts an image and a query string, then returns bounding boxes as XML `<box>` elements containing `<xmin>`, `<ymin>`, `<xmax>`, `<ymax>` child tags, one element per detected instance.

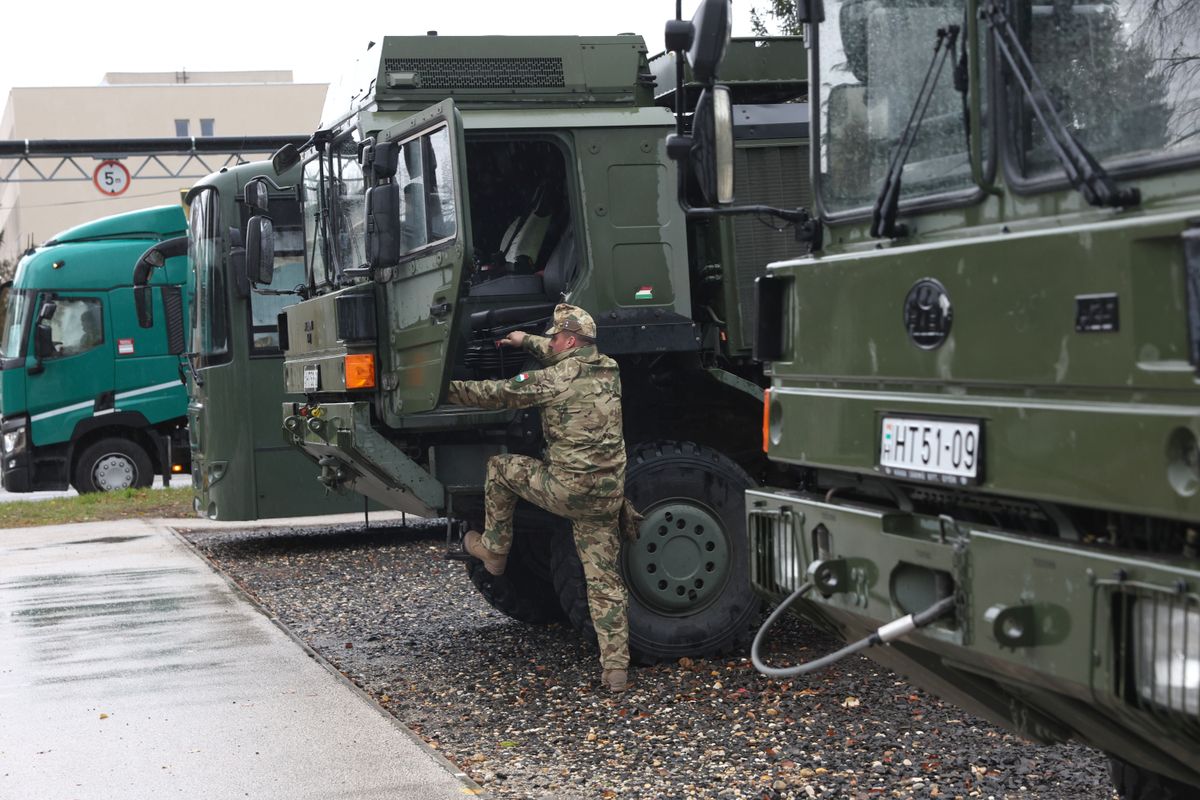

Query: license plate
<box><xmin>303</xmin><ymin>365</ymin><xmax>320</xmax><ymax>392</ymax></box>
<box><xmin>879</xmin><ymin>416</ymin><xmax>981</xmax><ymax>485</ymax></box>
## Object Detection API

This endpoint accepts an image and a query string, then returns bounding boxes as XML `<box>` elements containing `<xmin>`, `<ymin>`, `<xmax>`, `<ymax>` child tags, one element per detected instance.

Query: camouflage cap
<box><xmin>544</xmin><ymin>303</ymin><xmax>597</xmax><ymax>339</ymax></box>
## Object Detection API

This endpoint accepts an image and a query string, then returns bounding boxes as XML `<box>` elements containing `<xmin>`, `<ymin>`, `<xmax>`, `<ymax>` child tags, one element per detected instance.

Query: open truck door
<box><xmin>370</xmin><ymin>99</ymin><xmax>470</xmax><ymax>421</ymax></box>
<box><xmin>279</xmin><ymin>99</ymin><xmax>472</xmax><ymax>517</ymax></box>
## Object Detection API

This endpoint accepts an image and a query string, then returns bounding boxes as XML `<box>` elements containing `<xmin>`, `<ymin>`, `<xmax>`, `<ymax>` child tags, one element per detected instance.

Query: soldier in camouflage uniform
<box><xmin>446</xmin><ymin>304</ymin><xmax>631</xmax><ymax>692</ymax></box>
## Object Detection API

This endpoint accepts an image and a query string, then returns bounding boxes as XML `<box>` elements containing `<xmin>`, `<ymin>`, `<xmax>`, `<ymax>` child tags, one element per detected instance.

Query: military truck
<box><xmin>128</xmin><ymin>168</ymin><xmax>374</xmax><ymax>520</ymax></box>
<box><xmin>242</xmin><ymin>33</ymin><xmax>811</xmax><ymax>661</ymax></box>
<box><xmin>672</xmin><ymin>0</ymin><xmax>1200</xmax><ymax>795</ymax></box>
<box><xmin>0</xmin><ymin>205</ymin><xmax>190</xmax><ymax>492</ymax></box>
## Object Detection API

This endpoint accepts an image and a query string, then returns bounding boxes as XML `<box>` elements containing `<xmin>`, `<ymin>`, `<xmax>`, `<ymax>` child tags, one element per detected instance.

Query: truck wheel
<box><xmin>73</xmin><ymin>438</ymin><xmax>154</xmax><ymax>493</ymax></box>
<box><xmin>550</xmin><ymin>441</ymin><xmax>760</xmax><ymax>663</ymax></box>
<box><xmin>1109</xmin><ymin>756</ymin><xmax>1200</xmax><ymax>800</ymax></box>
<box><xmin>465</xmin><ymin>504</ymin><xmax>568</xmax><ymax>625</ymax></box>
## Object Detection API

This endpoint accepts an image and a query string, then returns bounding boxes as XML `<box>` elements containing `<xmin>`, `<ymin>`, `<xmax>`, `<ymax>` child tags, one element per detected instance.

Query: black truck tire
<box><xmin>465</xmin><ymin>504</ymin><xmax>568</xmax><ymax>625</ymax></box>
<box><xmin>73</xmin><ymin>437</ymin><xmax>154</xmax><ymax>493</ymax></box>
<box><xmin>550</xmin><ymin>440</ymin><xmax>761</xmax><ymax>663</ymax></box>
<box><xmin>1109</xmin><ymin>756</ymin><xmax>1200</xmax><ymax>800</ymax></box>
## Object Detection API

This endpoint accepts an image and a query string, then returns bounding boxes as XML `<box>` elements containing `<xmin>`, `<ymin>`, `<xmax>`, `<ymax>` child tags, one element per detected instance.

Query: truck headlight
<box><xmin>3</xmin><ymin>427</ymin><xmax>26</xmax><ymax>455</ymax></box>
<box><xmin>1135</xmin><ymin>600</ymin><xmax>1200</xmax><ymax>715</ymax></box>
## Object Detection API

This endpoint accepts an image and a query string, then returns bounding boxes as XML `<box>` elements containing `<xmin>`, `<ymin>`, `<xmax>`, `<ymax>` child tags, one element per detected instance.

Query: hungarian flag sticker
<box><xmin>513</xmin><ymin>372</ymin><xmax>530</xmax><ymax>383</ymax></box>
<box><xmin>635</xmin><ymin>285</ymin><xmax>654</xmax><ymax>301</ymax></box>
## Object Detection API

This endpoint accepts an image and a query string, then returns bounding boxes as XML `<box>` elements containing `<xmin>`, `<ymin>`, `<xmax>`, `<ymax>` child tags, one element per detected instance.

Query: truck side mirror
<box><xmin>272</xmin><ymin>143</ymin><xmax>301</xmax><ymax>174</ymax></box>
<box><xmin>245</xmin><ymin>178</ymin><xmax>269</xmax><ymax>213</ymax></box>
<box><xmin>29</xmin><ymin>302</ymin><xmax>56</xmax><ymax>373</ymax></box>
<box><xmin>133</xmin><ymin>235</ymin><xmax>188</xmax><ymax>328</ymax></box>
<box><xmin>365</xmin><ymin>184</ymin><xmax>401</xmax><ymax>269</ymax></box>
<box><xmin>692</xmin><ymin>85</ymin><xmax>735</xmax><ymax>205</ymax></box>
<box><xmin>245</xmin><ymin>216</ymin><xmax>276</xmax><ymax>286</ymax></box>
<box><xmin>134</xmin><ymin>286</ymin><xmax>154</xmax><ymax>328</ymax></box>
<box><xmin>686</xmin><ymin>0</ymin><xmax>731</xmax><ymax>84</ymax></box>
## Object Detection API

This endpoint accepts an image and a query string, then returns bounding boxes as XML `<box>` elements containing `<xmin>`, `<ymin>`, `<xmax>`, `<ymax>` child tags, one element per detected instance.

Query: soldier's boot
<box><xmin>601</xmin><ymin>669</ymin><xmax>629</xmax><ymax>693</ymax></box>
<box><xmin>464</xmin><ymin>531</ymin><xmax>507</xmax><ymax>576</ymax></box>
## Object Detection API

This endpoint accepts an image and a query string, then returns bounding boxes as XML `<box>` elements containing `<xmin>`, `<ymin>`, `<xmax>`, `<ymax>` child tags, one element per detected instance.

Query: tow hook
<box><xmin>808</xmin><ymin>558</ymin><xmax>849</xmax><ymax>597</ymax></box>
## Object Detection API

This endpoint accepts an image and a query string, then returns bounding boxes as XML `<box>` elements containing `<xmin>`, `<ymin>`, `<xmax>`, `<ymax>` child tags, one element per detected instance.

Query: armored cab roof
<box><xmin>650</xmin><ymin>37</ymin><xmax>808</xmax><ymax>107</ymax></box>
<box><xmin>45</xmin><ymin>205</ymin><xmax>186</xmax><ymax>246</ymax></box>
<box><xmin>324</xmin><ymin>34</ymin><xmax>657</xmax><ymax>123</ymax></box>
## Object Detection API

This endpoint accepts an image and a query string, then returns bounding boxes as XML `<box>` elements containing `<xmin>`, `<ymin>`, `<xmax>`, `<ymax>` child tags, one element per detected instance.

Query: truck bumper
<box><xmin>746</xmin><ymin>487</ymin><xmax>1200</xmax><ymax>786</ymax></box>
<box><xmin>282</xmin><ymin>401</ymin><xmax>446</xmax><ymax>517</ymax></box>
<box><xmin>1</xmin><ymin>453</ymin><xmax>34</xmax><ymax>492</ymax></box>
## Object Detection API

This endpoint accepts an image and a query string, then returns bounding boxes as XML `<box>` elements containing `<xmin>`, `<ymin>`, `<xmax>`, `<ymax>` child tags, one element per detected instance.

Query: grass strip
<box><xmin>0</xmin><ymin>486</ymin><xmax>195</xmax><ymax>528</ymax></box>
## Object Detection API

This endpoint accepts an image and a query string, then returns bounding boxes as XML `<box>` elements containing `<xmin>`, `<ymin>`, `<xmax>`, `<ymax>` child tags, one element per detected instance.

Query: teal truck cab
<box><xmin>0</xmin><ymin>205</ymin><xmax>190</xmax><ymax>492</ymax></box>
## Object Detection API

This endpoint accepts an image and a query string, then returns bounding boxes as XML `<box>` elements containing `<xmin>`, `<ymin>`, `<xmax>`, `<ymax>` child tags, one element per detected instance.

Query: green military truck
<box><xmin>0</xmin><ymin>205</ymin><xmax>190</xmax><ymax>493</ymax></box>
<box><xmin>671</xmin><ymin>0</ymin><xmax>1200</xmax><ymax>795</ymax></box>
<box><xmin>222</xmin><ymin>32</ymin><xmax>812</xmax><ymax>661</ymax></box>
<box><xmin>126</xmin><ymin>166</ymin><xmax>374</xmax><ymax>521</ymax></box>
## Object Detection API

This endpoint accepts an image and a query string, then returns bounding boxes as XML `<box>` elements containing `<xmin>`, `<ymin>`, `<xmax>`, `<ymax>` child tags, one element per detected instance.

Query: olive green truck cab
<box><xmin>677</xmin><ymin>0</ymin><xmax>1200</xmax><ymax>795</ymax></box>
<box><xmin>250</xmin><ymin>33</ymin><xmax>810</xmax><ymax>661</ymax></box>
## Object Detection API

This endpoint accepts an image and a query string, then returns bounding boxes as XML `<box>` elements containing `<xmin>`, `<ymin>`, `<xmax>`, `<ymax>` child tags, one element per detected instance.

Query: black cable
<box><xmin>751</xmin><ymin>584</ymin><xmax>957</xmax><ymax>679</ymax></box>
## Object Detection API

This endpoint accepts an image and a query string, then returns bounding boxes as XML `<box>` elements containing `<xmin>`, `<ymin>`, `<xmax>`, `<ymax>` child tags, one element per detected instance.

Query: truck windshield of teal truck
<box><xmin>1009</xmin><ymin>0</ymin><xmax>1200</xmax><ymax>179</ymax></box>
<box><xmin>0</xmin><ymin>290</ymin><xmax>32</xmax><ymax>362</ymax></box>
<box><xmin>819</xmin><ymin>0</ymin><xmax>978</xmax><ymax>214</ymax></box>
<box><xmin>188</xmin><ymin>187</ymin><xmax>227</xmax><ymax>364</ymax></box>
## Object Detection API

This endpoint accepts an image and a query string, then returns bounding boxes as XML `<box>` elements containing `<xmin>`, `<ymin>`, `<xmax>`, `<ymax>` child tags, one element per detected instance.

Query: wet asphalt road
<box><xmin>0</xmin><ymin>519</ymin><xmax>479</xmax><ymax>799</ymax></box>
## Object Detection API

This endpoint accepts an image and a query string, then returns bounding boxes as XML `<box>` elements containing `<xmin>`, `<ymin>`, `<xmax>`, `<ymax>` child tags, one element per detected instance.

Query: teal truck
<box><xmin>0</xmin><ymin>205</ymin><xmax>190</xmax><ymax>492</ymax></box>
<box><xmin>666</xmin><ymin>0</ymin><xmax>1200</xmax><ymax>795</ymax></box>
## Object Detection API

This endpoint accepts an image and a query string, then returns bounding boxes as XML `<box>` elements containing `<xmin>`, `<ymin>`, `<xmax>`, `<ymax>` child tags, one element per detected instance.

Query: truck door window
<box><xmin>188</xmin><ymin>187</ymin><xmax>228</xmax><ymax>364</ymax></box>
<box><xmin>397</xmin><ymin>126</ymin><xmax>458</xmax><ymax>256</ymax></box>
<box><xmin>1009</xmin><ymin>0</ymin><xmax>1200</xmax><ymax>178</ymax></box>
<box><xmin>819</xmin><ymin>0</ymin><xmax>982</xmax><ymax>214</ymax></box>
<box><xmin>249</xmin><ymin>195</ymin><xmax>306</xmax><ymax>353</ymax></box>
<box><xmin>42</xmin><ymin>297</ymin><xmax>103</xmax><ymax>359</ymax></box>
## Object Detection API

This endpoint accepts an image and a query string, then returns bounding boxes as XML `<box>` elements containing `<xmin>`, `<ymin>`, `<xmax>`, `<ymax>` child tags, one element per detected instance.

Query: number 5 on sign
<box><xmin>93</xmin><ymin>160</ymin><xmax>131</xmax><ymax>197</ymax></box>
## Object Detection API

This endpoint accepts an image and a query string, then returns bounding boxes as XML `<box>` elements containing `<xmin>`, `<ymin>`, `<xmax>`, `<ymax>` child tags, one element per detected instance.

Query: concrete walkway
<box><xmin>0</xmin><ymin>517</ymin><xmax>482</xmax><ymax>799</ymax></box>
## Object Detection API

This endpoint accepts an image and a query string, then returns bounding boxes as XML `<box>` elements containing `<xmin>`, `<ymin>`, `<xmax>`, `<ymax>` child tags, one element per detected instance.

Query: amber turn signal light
<box><xmin>761</xmin><ymin>388</ymin><xmax>771</xmax><ymax>454</ymax></box>
<box><xmin>345</xmin><ymin>353</ymin><xmax>376</xmax><ymax>390</ymax></box>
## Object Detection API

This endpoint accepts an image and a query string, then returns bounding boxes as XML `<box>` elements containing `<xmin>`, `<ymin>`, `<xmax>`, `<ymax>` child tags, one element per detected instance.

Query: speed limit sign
<box><xmin>93</xmin><ymin>160</ymin><xmax>131</xmax><ymax>197</ymax></box>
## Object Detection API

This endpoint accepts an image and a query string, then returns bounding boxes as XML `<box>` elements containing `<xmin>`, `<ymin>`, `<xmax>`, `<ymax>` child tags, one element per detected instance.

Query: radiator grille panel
<box><xmin>732</xmin><ymin>144</ymin><xmax>812</xmax><ymax>348</ymax></box>
<box><xmin>384</xmin><ymin>57</ymin><xmax>566</xmax><ymax>89</ymax></box>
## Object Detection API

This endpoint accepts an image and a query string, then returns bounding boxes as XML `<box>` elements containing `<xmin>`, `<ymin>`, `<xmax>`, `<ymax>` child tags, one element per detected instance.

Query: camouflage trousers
<box><xmin>481</xmin><ymin>453</ymin><xmax>630</xmax><ymax>670</ymax></box>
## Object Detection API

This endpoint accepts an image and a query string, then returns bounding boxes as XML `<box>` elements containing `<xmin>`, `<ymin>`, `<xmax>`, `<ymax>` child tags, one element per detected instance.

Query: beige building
<box><xmin>0</xmin><ymin>71</ymin><xmax>326</xmax><ymax>268</ymax></box>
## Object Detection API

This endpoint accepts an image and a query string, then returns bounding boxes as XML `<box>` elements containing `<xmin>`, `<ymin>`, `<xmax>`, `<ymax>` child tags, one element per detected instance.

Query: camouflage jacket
<box><xmin>446</xmin><ymin>335</ymin><xmax>626</xmax><ymax>496</ymax></box>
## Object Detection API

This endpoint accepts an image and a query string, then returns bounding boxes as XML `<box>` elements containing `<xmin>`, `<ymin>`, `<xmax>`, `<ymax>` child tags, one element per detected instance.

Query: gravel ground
<box><xmin>181</xmin><ymin>521</ymin><xmax>1119</xmax><ymax>800</ymax></box>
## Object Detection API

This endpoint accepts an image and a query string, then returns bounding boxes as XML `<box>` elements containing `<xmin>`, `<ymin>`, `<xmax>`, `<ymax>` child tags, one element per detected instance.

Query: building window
<box><xmin>200</xmin><ymin>118</ymin><xmax>214</xmax><ymax>137</ymax></box>
<box><xmin>175</xmin><ymin>119</ymin><xmax>190</xmax><ymax>137</ymax></box>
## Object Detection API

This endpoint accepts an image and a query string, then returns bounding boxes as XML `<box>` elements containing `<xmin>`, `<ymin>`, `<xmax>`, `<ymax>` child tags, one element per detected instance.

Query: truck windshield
<box><xmin>1009</xmin><ymin>0</ymin><xmax>1200</xmax><ymax>178</ymax></box>
<box><xmin>189</xmin><ymin>187</ymin><xmax>228</xmax><ymax>363</ymax></box>
<box><xmin>302</xmin><ymin>135</ymin><xmax>365</xmax><ymax>287</ymax></box>
<box><xmin>819</xmin><ymin>0</ymin><xmax>979</xmax><ymax>214</ymax></box>
<box><xmin>0</xmin><ymin>290</ymin><xmax>32</xmax><ymax>360</ymax></box>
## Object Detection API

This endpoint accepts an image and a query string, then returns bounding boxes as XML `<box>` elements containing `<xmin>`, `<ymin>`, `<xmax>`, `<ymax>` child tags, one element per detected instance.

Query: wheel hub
<box><xmin>623</xmin><ymin>500</ymin><xmax>731</xmax><ymax>615</ymax></box>
<box><xmin>93</xmin><ymin>454</ymin><xmax>136</xmax><ymax>491</ymax></box>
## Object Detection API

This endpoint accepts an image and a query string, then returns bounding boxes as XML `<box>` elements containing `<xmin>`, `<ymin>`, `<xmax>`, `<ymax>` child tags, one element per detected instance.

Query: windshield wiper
<box><xmin>982</xmin><ymin>2</ymin><xmax>1140</xmax><ymax>208</ymax></box>
<box><xmin>871</xmin><ymin>25</ymin><xmax>961</xmax><ymax>239</ymax></box>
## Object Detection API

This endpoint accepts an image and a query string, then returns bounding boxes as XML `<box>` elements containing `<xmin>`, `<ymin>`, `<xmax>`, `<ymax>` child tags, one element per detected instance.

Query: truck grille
<box><xmin>749</xmin><ymin>507</ymin><xmax>805</xmax><ymax>595</ymax></box>
<box><xmin>733</xmin><ymin>144</ymin><xmax>812</xmax><ymax>348</ymax></box>
<box><xmin>384</xmin><ymin>57</ymin><xmax>566</xmax><ymax>89</ymax></box>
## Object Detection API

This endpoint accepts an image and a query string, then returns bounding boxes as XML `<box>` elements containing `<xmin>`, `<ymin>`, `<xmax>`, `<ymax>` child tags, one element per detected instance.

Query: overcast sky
<box><xmin>1</xmin><ymin>0</ymin><xmax>762</xmax><ymax>119</ymax></box>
